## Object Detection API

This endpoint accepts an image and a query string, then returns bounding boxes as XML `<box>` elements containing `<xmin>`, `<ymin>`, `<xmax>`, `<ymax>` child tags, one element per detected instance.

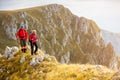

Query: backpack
<box><xmin>18</xmin><ymin>29</ymin><xmax>26</xmax><ymax>38</ymax></box>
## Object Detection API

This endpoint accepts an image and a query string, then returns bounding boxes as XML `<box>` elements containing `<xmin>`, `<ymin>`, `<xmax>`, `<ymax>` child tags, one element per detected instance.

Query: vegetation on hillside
<box><xmin>0</xmin><ymin>49</ymin><xmax>116</xmax><ymax>80</ymax></box>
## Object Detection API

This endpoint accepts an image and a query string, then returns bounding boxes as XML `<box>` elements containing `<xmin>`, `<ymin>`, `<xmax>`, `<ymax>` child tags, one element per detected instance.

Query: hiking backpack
<box><xmin>18</xmin><ymin>29</ymin><xmax>26</xmax><ymax>38</ymax></box>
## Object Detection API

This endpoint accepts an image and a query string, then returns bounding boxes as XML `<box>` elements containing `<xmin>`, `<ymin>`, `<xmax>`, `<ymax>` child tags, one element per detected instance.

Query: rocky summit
<box><xmin>0</xmin><ymin>4</ymin><xmax>120</xmax><ymax>71</ymax></box>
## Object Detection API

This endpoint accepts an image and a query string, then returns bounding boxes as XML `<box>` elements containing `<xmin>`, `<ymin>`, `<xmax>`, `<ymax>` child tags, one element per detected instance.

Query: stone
<box><xmin>11</xmin><ymin>46</ymin><xmax>19</xmax><ymax>54</ymax></box>
<box><xmin>20</xmin><ymin>56</ymin><xmax>26</xmax><ymax>63</ymax></box>
<box><xmin>4</xmin><ymin>46</ymin><xmax>14</xmax><ymax>59</ymax></box>
<box><xmin>4</xmin><ymin>46</ymin><xmax>19</xmax><ymax>59</ymax></box>
<box><xmin>38</xmin><ymin>55</ymin><xmax>44</xmax><ymax>62</ymax></box>
<box><xmin>30</xmin><ymin>58</ymin><xmax>40</xmax><ymax>66</ymax></box>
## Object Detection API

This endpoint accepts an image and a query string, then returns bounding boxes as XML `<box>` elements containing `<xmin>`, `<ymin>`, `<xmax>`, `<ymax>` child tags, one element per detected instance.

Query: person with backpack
<box><xmin>29</xmin><ymin>30</ymin><xmax>38</xmax><ymax>55</ymax></box>
<box><xmin>16</xmin><ymin>26</ymin><xmax>28</xmax><ymax>53</ymax></box>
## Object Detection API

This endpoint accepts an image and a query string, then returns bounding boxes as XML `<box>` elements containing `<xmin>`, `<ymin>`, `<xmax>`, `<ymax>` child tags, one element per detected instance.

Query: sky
<box><xmin>0</xmin><ymin>0</ymin><xmax>120</xmax><ymax>33</ymax></box>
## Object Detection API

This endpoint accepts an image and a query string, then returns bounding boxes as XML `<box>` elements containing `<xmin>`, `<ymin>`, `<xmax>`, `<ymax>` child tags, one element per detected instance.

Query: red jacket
<box><xmin>16</xmin><ymin>28</ymin><xmax>28</xmax><ymax>40</ymax></box>
<box><xmin>29</xmin><ymin>33</ymin><xmax>37</xmax><ymax>43</ymax></box>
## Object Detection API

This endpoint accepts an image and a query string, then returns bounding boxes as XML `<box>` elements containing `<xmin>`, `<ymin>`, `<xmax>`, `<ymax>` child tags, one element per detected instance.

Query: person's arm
<box><xmin>29</xmin><ymin>34</ymin><xmax>33</xmax><ymax>42</ymax></box>
<box><xmin>16</xmin><ymin>32</ymin><xmax>19</xmax><ymax>39</ymax></box>
<box><xmin>25</xmin><ymin>30</ymin><xmax>28</xmax><ymax>40</ymax></box>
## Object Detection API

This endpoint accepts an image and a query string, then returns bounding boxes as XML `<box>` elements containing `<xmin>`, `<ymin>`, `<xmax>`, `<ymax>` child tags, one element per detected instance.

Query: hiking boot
<box><xmin>23</xmin><ymin>49</ymin><xmax>27</xmax><ymax>53</ymax></box>
<box><xmin>34</xmin><ymin>53</ymin><xmax>37</xmax><ymax>55</ymax></box>
<box><xmin>21</xmin><ymin>49</ymin><xmax>24</xmax><ymax>52</ymax></box>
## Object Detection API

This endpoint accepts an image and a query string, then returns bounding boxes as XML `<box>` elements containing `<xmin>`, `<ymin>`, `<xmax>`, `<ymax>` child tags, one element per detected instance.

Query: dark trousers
<box><xmin>29</xmin><ymin>41</ymin><xmax>38</xmax><ymax>55</ymax></box>
<box><xmin>20</xmin><ymin>40</ymin><xmax>27</xmax><ymax>53</ymax></box>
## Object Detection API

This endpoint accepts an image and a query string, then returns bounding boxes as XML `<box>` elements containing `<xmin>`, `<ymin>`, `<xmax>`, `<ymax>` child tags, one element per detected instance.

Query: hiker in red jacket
<box><xmin>29</xmin><ymin>30</ymin><xmax>38</xmax><ymax>55</ymax></box>
<box><xmin>16</xmin><ymin>26</ymin><xmax>28</xmax><ymax>53</ymax></box>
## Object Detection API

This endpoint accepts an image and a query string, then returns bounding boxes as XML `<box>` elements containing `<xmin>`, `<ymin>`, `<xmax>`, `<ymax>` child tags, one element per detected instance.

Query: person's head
<box><xmin>32</xmin><ymin>30</ymin><xmax>36</xmax><ymax>34</ymax></box>
<box><xmin>21</xmin><ymin>26</ymin><xmax>24</xmax><ymax>29</ymax></box>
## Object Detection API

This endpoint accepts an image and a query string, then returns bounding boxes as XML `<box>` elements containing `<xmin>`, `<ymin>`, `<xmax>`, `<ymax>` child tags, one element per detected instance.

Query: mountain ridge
<box><xmin>0</xmin><ymin>4</ymin><xmax>119</xmax><ymax>71</ymax></box>
<box><xmin>102</xmin><ymin>29</ymin><xmax>120</xmax><ymax>56</ymax></box>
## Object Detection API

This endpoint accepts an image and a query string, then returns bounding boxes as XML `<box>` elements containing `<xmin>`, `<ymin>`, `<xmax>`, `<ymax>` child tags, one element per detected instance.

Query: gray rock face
<box><xmin>61</xmin><ymin>51</ymin><xmax>70</xmax><ymax>63</ymax></box>
<box><xmin>29</xmin><ymin>53</ymin><xmax>57</xmax><ymax>66</ymax></box>
<box><xmin>109</xmin><ymin>56</ymin><xmax>119</xmax><ymax>71</ymax></box>
<box><xmin>4</xmin><ymin>24</ymin><xmax>17</xmax><ymax>40</ymax></box>
<box><xmin>38</xmin><ymin>54</ymin><xmax>45</xmax><ymax>62</ymax></box>
<box><xmin>30</xmin><ymin>54</ymin><xmax>45</xmax><ymax>66</ymax></box>
<box><xmin>4</xmin><ymin>46</ymin><xmax>19</xmax><ymax>59</ymax></box>
<box><xmin>11</xmin><ymin>46</ymin><xmax>19</xmax><ymax>53</ymax></box>
<box><xmin>102</xmin><ymin>30</ymin><xmax>120</xmax><ymax>56</ymax></box>
<box><xmin>30</xmin><ymin>58</ymin><xmax>40</xmax><ymax>66</ymax></box>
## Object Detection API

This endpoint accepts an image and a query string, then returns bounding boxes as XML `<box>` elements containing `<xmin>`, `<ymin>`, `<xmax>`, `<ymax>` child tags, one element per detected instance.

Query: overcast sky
<box><xmin>0</xmin><ymin>0</ymin><xmax>120</xmax><ymax>33</ymax></box>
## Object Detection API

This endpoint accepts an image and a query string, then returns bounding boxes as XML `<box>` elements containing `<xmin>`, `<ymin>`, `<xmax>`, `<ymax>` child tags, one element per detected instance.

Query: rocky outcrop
<box><xmin>0</xmin><ymin>4</ymin><xmax>118</xmax><ymax>70</ymax></box>
<box><xmin>102</xmin><ymin>30</ymin><xmax>120</xmax><ymax>55</ymax></box>
<box><xmin>4</xmin><ymin>46</ymin><xmax>18</xmax><ymax>59</ymax></box>
<box><xmin>30</xmin><ymin>54</ymin><xmax>45</xmax><ymax>66</ymax></box>
<box><xmin>20</xmin><ymin>56</ymin><xmax>26</xmax><ymax>63</ymax></box>
<box><xmin>60</xmin><ymin>51</ymin><xmax>70</xmax><ymax>63</ymax></box>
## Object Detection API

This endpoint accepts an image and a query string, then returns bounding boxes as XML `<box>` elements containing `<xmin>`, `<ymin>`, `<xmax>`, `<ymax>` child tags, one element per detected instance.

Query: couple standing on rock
<box><xmin>16</xmin><ymin>26</ymin><xmax>38</xmax><ymax>55</ymax></box>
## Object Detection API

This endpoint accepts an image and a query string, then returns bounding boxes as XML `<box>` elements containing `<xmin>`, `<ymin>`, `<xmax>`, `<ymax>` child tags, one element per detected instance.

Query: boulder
<box><xmin>20</xmin><ymin>56</ymin><xmax>26</xmax><ymax>63</ymax></box>
<box><xmin>11</xmin><ymin>46</ymin><xmax>19</xmax><ymax>54</ymax></box>
<box><xmin>30</xmin><ymin>54</ymin><xmax>45</xmax><ymax>66</ymax></box>
<box><xmin>30</xmin><ymin>58</ymin><xmax>40</xmax><ymax>66</ymax></box>
<box><xmin>4</xmin><ymin>46</ymin><xmax>19</xmax><ymax>59</ymax></box>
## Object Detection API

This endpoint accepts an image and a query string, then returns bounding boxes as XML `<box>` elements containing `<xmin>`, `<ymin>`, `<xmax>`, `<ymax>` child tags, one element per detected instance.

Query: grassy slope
<box><xmin>0</xmin><ymin>50</ymin><xmax>115</xmax><ymax>80</ymax></box>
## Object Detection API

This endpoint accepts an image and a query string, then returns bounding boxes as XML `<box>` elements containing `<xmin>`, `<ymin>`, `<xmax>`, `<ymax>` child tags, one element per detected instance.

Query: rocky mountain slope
<box><xmin>102</xmin><ymin>30</ymin><xmax>120</xmax><ymax>56</ymax></box>
<box><xmin>0</xmin><ymin>4</ymin><xmax>119</xmax><ymax>70</ymax></box>
<box><xmin>0</xmin><ymin>46</ymin><xmax>117</xmax><ymax>80</ymax></box>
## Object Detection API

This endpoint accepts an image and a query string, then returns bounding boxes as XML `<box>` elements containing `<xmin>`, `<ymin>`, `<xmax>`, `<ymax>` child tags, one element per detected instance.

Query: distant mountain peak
<box><xmin>102</xmin><ymin>29</ymin><xmax>120</xmax><ymax>55</ymax></box>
